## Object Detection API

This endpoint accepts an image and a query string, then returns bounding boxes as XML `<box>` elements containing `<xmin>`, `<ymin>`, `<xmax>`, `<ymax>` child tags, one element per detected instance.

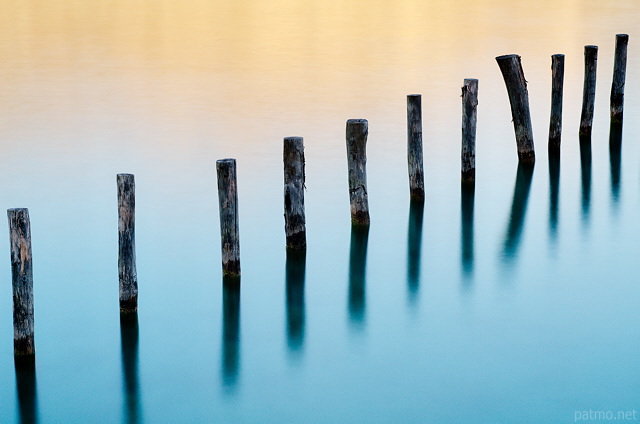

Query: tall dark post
<box><xmin>117</xmin><ymin>174</ymin><xmax>138</xmax><ymax>314</ymax></box>
<box><xmin>346</xmin><ymin>119</ymin><xmax>370</xmax><ymax>225</ymax></box>
<box><xmin>496</xmin><ymin>54</ymin><xmax>535</xmax><ymax>163</ymax></box>
<box><xmin>549</xmin><ymin>54</ymin><xmax>565</xmax><ymax>152</ymax></box>
<box><xmin>8</xmin><ymin>208</ymin><xmax>35</xmax><ymax>358</ymax></box>
<box><xmin>610</xmin><ymin>34</ymin><xmax>629</xmax><ymax>126</ymax></box>
<box><xmin>461</xmin><ymin>79</ymin><xmax>478</xmax><ymax>183</ymax></box>
<box><xmin>407</xmin><ymin>95</ymin><xmax>425</xmax><ymax>200</ymax></box>
<box><xmin>283</xmin><ymin>137</ymin><xmax>306</xmax><ymax>250</ymax></box>
<box><xmin>580</xmin><ymin>46</ymin><xmax>598</xmax><ymax>140</ymax></box>
<box><xmin>216</xmin><ymin>159</ymin><xmax>241</xmax><ymax>278</ymax></box>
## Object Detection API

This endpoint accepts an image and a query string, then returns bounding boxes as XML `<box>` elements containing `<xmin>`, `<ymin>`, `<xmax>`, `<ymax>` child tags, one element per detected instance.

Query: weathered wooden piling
<box><xmin>549</xmin><ymin>54</ymin><xmax>565</xmax><ymax>152</ymax></box>
<box><xmin>8</xmin><ymin>208</ymin><xmax>35</xmax><ymax>357</ymax></box>
<box><xmin>283</xmin><ymin>137</ymin><xmax>306</xmax><ymax>250</ymax></box>
<box><xmin>610</xmin><ymin>34</ymin><xmax>629</xmax><ymax>126</ymax></box>
<box><xmin>346</xmin><ymin>119</ymin><xmax>370</xmax><ymax>225</ymax></box>
<box><xmin>580</xmin><ymin>45</ymin><xmax>598</xmax><ymax>140</ymax></box>
<box><xmin>117</xmin><ymin>174</ymin><xmax>138</xmax><ymax>313</ymax></box>
<box><xmin>496</xmin><ymin>54</ymin><xmax>535</xmax><ymax>163</ymax></box>
<box><xmin>461</xmin><ymin>79</ymin><xmax>478</xmax><ymax>184</ymax></box>
<box><xmin>216</xmin><ymin>159</ymin><xmax>241</xmax><ymax>278</ymax></box>
<box><xmin>407</xmin><ymin>95</ymin><xmax>425</xmax><ymax>200</ymax></box>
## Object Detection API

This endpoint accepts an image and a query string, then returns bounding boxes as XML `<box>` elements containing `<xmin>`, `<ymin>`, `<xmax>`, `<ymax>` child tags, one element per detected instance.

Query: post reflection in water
<box><xmin>221</xmin><ymin>279</ymin><xmax>240</xmax><ymax>392</ymax></box>
<box><xmin>609</xmin><ymin>123</ymin><xmax>623</xmax><ymax>210</ymax></box>
<box><xmin>120</xmin><ymin>313</ymin><xmax>142</xmax><ymax>424</ymax></box>
<box><xmin>580</xmin><ymin>139</ymin><xmax>592</xmax><ymax>225</ymax></box>
<box><xmin>348</xmin><ymin>225</ymin><xmax>370</xmax><ymax>330</ymax></box>
<box><xmin>548</xmin><ymin>152</ymin><xmax>560</xmax><ymax>244</ymax></box>
<box><xmin>15</xmin><ymin>359</ymin><xmax>38</xmax><ymax>424</ymax></box>
<box><xmin>407</xmin><ymin>199</ymin><xmax>424</xmax><ymax>304</ymax></box>
<box><xmin>285</xmin><ymin>249</ymin><xmax>306</xmax><ymax>357</ymax></box>
<box><xmin>460</xmin><ymin>184</ymin><xmax>475</xmax><ymax>282</ymax></box>
<box><xmin>502</xmin><ymin>163</ymin><xmax>534</xmax><ymax>264</ymax></box>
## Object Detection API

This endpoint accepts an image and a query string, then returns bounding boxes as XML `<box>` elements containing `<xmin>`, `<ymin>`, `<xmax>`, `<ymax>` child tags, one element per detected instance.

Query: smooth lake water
<box><xmin>1</xmin><ymin>1</ymin><xmax>640</xmax><ymax>423</ymax></box>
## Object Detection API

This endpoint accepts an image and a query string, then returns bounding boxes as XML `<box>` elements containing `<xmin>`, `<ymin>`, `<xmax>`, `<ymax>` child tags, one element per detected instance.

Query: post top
<box><xmin>347</xmin><ymin>118</ymin><xmax>368</xmax><ymax>125</ymax></box>
<box><xmin>464</xmin><ymin>78</ymin><xmax>478</xmax><ymax>83</ymax></box>
<box><xmin>407</xmin><ymin>94</ymin><xmax>421</xmax><ymax>98</ymax></box>
<box><xmin>616</xmin><ymin>34</ymin><xmax>629</xmax><ymax>38</ymax></box>
<box><xmin>584</xmin><ymin>45</ymin><xmax>598</xmax><ymax>49</ymax></box>
<box><xmin>216</xmin><ymin>158</ymin><xmax>236</xmax><ymax>165</ymax></box>
<box><xmin>284</xmin><ymin>136</ymin><xmax>304</xmax><ymax>142</ymax></box>
<box><xmin>7</xmin><ymin>208</ymin><xmax>28</xmax><ymax>213</ymax></box>
<box><xmin>495</xmin><ymin>54</ymin><xmax>520</xmax><ymax>61</ymax></box>
<box><xmin>551</xmin><ymin>53</ymin><xmax>565</xmax><ymax>58</ymax></box>
<box><xmin>117</xmin><ymin>173</ymin><xmax>134</xmax><ymax>178</ymax></box>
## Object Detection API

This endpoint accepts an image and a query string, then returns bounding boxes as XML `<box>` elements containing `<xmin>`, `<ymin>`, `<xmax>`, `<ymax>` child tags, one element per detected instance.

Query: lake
<box><xmin>1</xmin><ymin>0</ymin><xmax>640</xmax><ymax>423</ymax></box>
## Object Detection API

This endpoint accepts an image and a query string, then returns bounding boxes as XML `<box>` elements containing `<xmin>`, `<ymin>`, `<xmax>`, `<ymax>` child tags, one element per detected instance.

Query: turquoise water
<box><xmin>1</xmin><ymin>1</ymin><xmax>640</xmax><ymax>422</ymax></box>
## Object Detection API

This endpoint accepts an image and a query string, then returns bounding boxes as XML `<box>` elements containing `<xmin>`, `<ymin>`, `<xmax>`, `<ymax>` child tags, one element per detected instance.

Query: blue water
<box><xmin>1</xmin><ymin>1</ymin><xmax>640</xmax><ymax>422</ymax></box>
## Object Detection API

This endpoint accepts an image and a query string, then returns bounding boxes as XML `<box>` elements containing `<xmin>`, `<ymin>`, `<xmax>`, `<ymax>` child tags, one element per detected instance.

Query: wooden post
<box><xmin>496</xmin><ymin>54</ymin><xmax>535</xmax><ymax>163</ymax></box>
<box><xmin>117</xmin><ymin>174</ymin><xmax>138</xmax><ymax>313</ymax></box>
<box><xmin>216</xmin><ymin>159</ymin><xmax>240</xmax><ymax>278</ymax></box>
<box><xmin>8</xmin><ymin>208</ymin><xmax>35</xmax><ymax>357</ymax></box>
<box><xmin>549</xmin><ymin>54</ymin><xmax>565</xmax><ymax>152</ymax></box>
<box><xmin>610</xmin><ymin>34</ymin><xmax>629</xmax><ymax>126</ymax></box>
<box><xmin>580</xmin><ymin>45</ymin><xmax>598</xmax><ymax>140</ymax></box>
<box><xmin>407</xmin><ymin>95</ymin><xmax>425</xmax><ymax>200</ymax></box>
<box><xmin>461</xmin><ymin>79</ymin><xmax>478</xmax><ymax>184</ymax></box>
<box><xmin>346</xmin><ymin>119</ymin><xmax>370</xmax><ymax>225</ymax></box>
<box><xmin>283</xmin><ymin>137</ymin><xmax>306</xmax><ymax>250</ymax></box>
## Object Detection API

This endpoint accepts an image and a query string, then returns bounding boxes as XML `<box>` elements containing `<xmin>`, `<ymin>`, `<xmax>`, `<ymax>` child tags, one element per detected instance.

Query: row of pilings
<box><xmin>6</xmin><ymin>34</ymin><xmax>628</xmax><ymax>365</ymax></box>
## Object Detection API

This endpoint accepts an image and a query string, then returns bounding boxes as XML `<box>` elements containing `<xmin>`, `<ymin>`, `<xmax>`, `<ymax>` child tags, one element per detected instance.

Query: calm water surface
<box><xmin>1</xmin><ymin>1</ymin><xmax>640</xmax><ymax>423</ymax></box>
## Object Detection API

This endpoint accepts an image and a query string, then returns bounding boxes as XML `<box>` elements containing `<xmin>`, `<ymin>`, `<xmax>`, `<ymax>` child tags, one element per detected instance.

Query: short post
<box><xmin>8</xmin><ymin>208</ymin><xmax>35</xmax><ymax>357</ymax></box>
<box><xmin>496</xmin><ymin>54</ymin><xmax>535</xmax><ymax>163</ymax></box>
<box><xmin>346</xmin><ymin>119</ymin><xmax>370</xmax><ymax>225</ymax></box>
<box><xmin>610</xmin><ymin>34</ymin><xmax>629</xmax><ymax>126</ymax></box>
<box><xmin>549</xmin><ymin>54</ymin><xmax>565</xmax><ymax>152</ymax></box>
<box><xmin>580</xmin><ymin>45</ymin><xmax>598</xmax><ymax>140</ymax></box>
<box><xmin>216</xmin><ymin>159</ymin><xmax>241</xmax><ymax>278</ymax></box>
<box><xmin>117</xmin><ymin>174</ymin><xmax>138</xmax><ymax>313</ymax></box>
<box><xmin>461</xmin><ymin>79</ymin><xmax>478</xmax><ymax>184</ymax></box>
<box><xmin>407</xmin><ymin>95</ymin><xmax>425</xmax><ymax>200</ymax></box>
<box><xmin>283</xmin><ymin>137</ymin><xmax>306</xmax><ymax>250</ymax></box>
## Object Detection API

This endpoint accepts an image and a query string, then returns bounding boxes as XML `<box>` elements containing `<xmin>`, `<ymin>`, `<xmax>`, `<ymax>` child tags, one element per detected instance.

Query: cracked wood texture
<box><xmin>580</xmin><ymin>45</ymin><xmax>598</xmax><ymax>140</ymax></box>
<box><xmin>217</xmin><ymin>159</ymin><xmax>241</xmax><ymax>277</ymax></box>
<box><xmin>549</xmin><ymin>54</ymin><xmax>565</xmax><ymax>152</ymax></box>
<box><xmin>283</xmin><ymin>137</ymin><xmax>306</xmax><ymax>250</ymax></box>
<box><xmin>496</xmin><ymin>54</ymin><xmax>536</xmax><ymax>163</ymax></box>
<box><xmin>461</xmin><ymin>79</ymin><xmax>478</xmax><ymax>184</ymax></box>
<box><xmin>346</xmin><ymin>119</ymin><xmax>370</xmax><ymax>225</ymax></box>
<box><xmin>118</xmin><ymin>174</ymin><xmax>138</xmax><ymax>313</ymax></box>
<box><xmin>610</xmin><ymin>34</ymin><xmax>628</xmax><ymax>126</ymax></box>
<box><xmin>407</xmin><ymin>94</ymin><xmax>425</xmax><ymax>201</ymax></box>
<box><xmin>8</xmin><ymin>208</ymin><xmax>35</xmax><ymax>356</ymax></box>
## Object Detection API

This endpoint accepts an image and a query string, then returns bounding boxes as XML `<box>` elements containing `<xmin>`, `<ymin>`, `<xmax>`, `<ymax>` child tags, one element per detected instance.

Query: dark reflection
<box><xmin>221</xmin><ymin>278</ymin><xmax>240</xmax><ymax>392</ymax></box>
<box><xmin>548</xmin><ymin>151</ymin><xmax>560</xmax><ymax>243</ymax></box>
<box><xmin>502</xmin><ymin>163</ymin><xmax>534</xmax><ymax>262</ymax></box>
<box><xmin>580</xmin><ymin>139</ymin><xmax>592</xmax><ymax>224</ymax></box>
<box><xmin>407</xmin><ymin>199</ymin><xmax>424</xmax><ymax>304</ymax></box>
<box><xmin>348</xmin><ymin>225</ymin><xmax>370</xmax><ymax>329</ymax></box>
<box><xmin>460</xmin><ymin>184</ymin><xmax>475</xmax><ymax>281</ymax></box>
<box><xmin>285</xmin><ymin>249</ymin><xmax>306</xmax><ymax>356</ymax></box>
<box><xmin>120</xmin><ymin>313</ymin><xmax>142</xmax><ymax>424</ymax></box>
<box><xmin>610</xmin><ymin>123</ymin><xmax>623</xmax><ymax>209</ymax></box>
<box><xmin>14</xmin><ymin>358</ymin><xmax>38</xmax><ymax>424</ymax></box>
